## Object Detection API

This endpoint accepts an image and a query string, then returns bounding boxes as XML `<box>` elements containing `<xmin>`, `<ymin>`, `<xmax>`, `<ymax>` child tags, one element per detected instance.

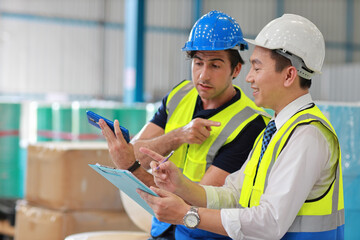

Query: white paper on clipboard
<box><xmin>89</xmin><ymin>164</ymin><xmax>158</xmax><ymax>216</ymax></box>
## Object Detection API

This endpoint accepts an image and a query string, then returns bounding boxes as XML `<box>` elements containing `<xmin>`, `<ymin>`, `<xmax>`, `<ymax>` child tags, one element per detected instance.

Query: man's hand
<box><xmin>99</xmin><ymin>119</ymin><xmax>136</xmax><ymax>169</ymax></box>
<box><xmin>137</xmin><ymin>187</ymin><xmax>189</xmax><ymax>225</ymax></box>
<box><xmin>140</xmin><ymin>147</ymin><xmax>207</xmax><ymax>207</ymax></box>
<box><xmin>179</xmin><ymin>118</ymin><xmax>220</xmax><ymax>145</ymax></box>
<box><xmin>140</xmin><ymin>147</ymin><xmax>184</xmax><ymax>194</ymax></box>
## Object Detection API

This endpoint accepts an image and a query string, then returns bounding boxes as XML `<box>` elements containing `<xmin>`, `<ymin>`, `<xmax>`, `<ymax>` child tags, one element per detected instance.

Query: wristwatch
<box><xmin>183</xmin><ymin>206</ymin><xmax>200</xmax><ymax>229</ymax></box>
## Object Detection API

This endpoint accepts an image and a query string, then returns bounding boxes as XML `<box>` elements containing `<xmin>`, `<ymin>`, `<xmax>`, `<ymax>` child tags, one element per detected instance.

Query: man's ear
<box><xmin>232</xmin><ymin>63</ymin><xmax>242</xmax><ymax>79</ymax></box>
<box><xmin>283</xmin><ymin>66</ymin><xmax>297</xmax><ymax>87</ymax></box>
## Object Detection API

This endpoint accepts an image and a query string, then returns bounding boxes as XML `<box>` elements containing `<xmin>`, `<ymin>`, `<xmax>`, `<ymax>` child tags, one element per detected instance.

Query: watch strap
<box><xmin>190</xmin><ymin>206</ymin><xmax>198</xmax><ymax>214</ymax></box>
<box><xmin>127</xmin><ymin>160</ymin><xmax>141</xmax><ymax>172</ymax></box>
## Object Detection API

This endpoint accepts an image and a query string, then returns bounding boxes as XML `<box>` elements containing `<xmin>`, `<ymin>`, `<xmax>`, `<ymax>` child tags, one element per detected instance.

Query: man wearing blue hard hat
<box><xmin>100</xmin><ymin>10</ymin><xmax>269</xmax><ymax>240</ymax></box>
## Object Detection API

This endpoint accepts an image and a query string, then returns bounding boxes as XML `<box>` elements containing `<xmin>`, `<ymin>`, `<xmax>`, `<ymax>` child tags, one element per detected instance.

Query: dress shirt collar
<box><xmin>272</xmin><ymin>93</ymin><xmax>314</xmax><ymax>131</ymax></box>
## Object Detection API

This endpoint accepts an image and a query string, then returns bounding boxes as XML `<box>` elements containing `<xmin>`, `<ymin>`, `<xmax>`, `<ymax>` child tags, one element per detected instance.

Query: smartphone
<box><xmin>86</xmin><ymin>110</ymin><xmax>130</xmax><ymax>143</ymax></box>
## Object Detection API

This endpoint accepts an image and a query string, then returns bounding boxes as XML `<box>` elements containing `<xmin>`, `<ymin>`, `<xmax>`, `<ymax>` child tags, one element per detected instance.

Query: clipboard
<box><xmin>89</xmin><ymin>164</ymin><xmax>158</xmax><ymax>216</ymax></box>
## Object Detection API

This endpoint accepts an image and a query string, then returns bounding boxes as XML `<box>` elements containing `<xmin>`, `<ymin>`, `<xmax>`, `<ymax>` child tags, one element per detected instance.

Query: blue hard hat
<box><xmin>182</xmin><ymin>10</ymin><xmax>248</xmax><ymax>51</ymax></box>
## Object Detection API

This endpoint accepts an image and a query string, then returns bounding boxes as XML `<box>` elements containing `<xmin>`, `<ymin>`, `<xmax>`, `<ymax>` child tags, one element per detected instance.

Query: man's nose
<box><xmin>246</xmin><ymin>71</ymin><xmax>253</xmax><ymax>83</ymax></box>
<box><xmin>199</xmin><ymin>66</ymin><xmax>210</xmax><ymax>80</ymax></box>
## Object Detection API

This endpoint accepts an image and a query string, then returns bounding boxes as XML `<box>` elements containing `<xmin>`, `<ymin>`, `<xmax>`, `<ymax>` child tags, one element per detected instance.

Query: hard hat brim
<box><xmin>244</xmin><ymin>38</ymin><xmax>276</xmax><ymax>50</ymax></box>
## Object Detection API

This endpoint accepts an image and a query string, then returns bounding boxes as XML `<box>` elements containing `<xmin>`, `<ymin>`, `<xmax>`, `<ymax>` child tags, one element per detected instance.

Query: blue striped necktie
<box><xmin>258</xmin><ymin>120</ymin><xmax>277</xmax><ymax>165</ymax></box>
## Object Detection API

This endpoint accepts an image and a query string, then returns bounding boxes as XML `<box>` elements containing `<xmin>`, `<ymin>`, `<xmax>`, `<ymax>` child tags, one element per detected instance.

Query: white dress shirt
<box><xmin>203</xmin><ymin>93</ymin><xmax>339</xmax><ymax>240</ymax></box>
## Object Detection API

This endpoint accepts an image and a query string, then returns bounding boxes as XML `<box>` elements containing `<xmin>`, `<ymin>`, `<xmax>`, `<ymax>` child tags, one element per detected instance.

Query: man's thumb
<box><xmin>151</xmin><ymin>186</ymin><xmax>169</xmax><ymax>197</ymax></box>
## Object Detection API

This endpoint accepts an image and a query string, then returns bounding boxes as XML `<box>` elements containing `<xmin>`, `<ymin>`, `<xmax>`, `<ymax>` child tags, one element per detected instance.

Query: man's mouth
<box><xmin>198</xmin><ymin>83</ymin><xmax>212</xmax><ymax>89</ymax></box>
<box><xmin>251</xmin><ymin>87</ymin><xmax>259</xmax><ymax>95</ymax></box>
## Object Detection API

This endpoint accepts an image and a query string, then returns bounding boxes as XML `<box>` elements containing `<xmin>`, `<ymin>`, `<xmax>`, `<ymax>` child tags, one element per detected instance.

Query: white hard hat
<box><xmin>245</xmin><ymin>14</ymin><xmax>325</xmax><ymax>79</ymax></box>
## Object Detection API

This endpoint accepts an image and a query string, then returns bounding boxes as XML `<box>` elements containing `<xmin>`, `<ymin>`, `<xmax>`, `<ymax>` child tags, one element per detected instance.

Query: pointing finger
<box><xmin>202</xmin><ymin>119</ymin><xmax>221</xmax><ymax>127</ymax></box>
<box><xmin>139</xmin><ymin>147</ymin><xmax>166</xmax><ymax>163</ymax></box>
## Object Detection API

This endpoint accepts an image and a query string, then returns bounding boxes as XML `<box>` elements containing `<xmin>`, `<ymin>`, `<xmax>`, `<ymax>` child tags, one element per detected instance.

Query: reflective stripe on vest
<box><xmin>164</xmin><ymin>81</ymin><xmax>197</xmax><ymax>170</ymax></box>
<box><xmin>239</xmin><ymin>104</ymin><xmax>344</xmax><ymax>239</ymax></box>
<box><xmin>165</xmin><ymin>80</ymin><xmax>270</xmax><ymax>182</ymax></box>
<box><xmin>166</xmin><ymin>81</ymin><xmax>195</xmax><ymax>120</ymax></box>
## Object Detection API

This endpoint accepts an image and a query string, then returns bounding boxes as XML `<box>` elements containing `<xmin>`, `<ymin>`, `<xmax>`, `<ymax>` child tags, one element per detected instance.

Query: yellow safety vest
<box><xmin>239</xmin><ymin>104</ymin><xmax>344</xmax><ymax>239</ymax></box>
<box><xmin>164</xmin><ymin>80</ymin><xmax>270</xmax><ymax>182</ymax></box>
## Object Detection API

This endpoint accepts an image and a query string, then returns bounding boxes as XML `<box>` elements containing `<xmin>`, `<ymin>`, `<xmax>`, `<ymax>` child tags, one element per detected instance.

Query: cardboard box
<box><xmin>25</xmin><ymin>142</ymin><xmax>123</xmax><ymax>210</ymax></box>
<box><xmin>15</xmin><ymin>200</ymin><xmax>141</xmax><ymax>240</ymax></box>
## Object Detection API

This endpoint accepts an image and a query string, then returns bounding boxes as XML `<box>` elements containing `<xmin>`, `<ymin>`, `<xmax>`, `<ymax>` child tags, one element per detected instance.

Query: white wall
<box><xmin>0</xmin><ymin>0</ymin><xmax>359</xmax><ymax>102</ymax></box>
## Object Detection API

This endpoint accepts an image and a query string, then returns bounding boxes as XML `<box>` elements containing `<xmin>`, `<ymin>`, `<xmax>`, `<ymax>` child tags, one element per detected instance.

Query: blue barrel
<box><xmin>112</xmin><ymin>104</ymin><xmax>149</xmax><ymax>137</ymax></box>
<box><xmin>52</xmin><ymin>102</ymin><xmax>72</xmax><ymax>141</ymax></box>
<box><xmin>36</xmin><ymin>102</ymin><xmax>53</xmax><ymax>142</ymax></box>
<box><xmin>317</xmin><ymin>103</ymin><xmax>360</xmax><ymax>240</ymax></box>
<box><xmin>0</xmin><ymin>101</ymin><xmax>24</xmax><ymax>198</ymax></box>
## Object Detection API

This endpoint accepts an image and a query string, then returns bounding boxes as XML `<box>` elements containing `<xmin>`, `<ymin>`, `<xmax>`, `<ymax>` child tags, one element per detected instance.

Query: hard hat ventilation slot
<box><xmin>301</xmin><ymin>66</ymin><xmax>314</xmax><ymax>74</ymax></box>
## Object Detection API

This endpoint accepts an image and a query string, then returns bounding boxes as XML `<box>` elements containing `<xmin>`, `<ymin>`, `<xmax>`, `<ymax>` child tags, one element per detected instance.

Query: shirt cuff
<box><xmin>202</xmin><ymin>185</ymin><xmax>220</xmax><ymax>209</ymax></box>
<box><xmin>221</xmin><ymin>208</ymin><xmax>243</xmax><ymax>240</ymax></box>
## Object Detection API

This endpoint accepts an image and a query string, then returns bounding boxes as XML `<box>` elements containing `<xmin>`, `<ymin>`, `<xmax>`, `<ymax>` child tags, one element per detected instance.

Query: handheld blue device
<box><xmin>86</xmin><ymin>110</ymin><xmax>130</xmax><ymax>143</ymax></box>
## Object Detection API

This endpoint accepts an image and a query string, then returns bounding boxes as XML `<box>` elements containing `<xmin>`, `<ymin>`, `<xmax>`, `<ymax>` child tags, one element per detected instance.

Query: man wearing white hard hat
<box><xmin>138</xmin><ymin>14</ymin><xmax>345</xmax><ymax>240</ymax></box>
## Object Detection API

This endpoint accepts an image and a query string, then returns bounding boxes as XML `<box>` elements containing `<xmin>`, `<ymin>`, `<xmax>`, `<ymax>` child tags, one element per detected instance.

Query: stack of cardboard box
<box><xmin>15</xmin><ymin>142</ymin><xmax>142</xmax><ymax>240</ymax></box>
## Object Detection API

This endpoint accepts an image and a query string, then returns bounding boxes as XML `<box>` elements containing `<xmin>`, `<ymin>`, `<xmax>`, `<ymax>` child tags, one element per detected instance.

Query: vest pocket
<box><xmin>182</xmin><ymin>155</ymin><xmax>206</xmax><ymax>182</ymax></box>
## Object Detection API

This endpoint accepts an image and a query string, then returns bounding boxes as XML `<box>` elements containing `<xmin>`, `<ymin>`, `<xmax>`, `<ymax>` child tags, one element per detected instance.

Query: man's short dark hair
<box><xmin>270</xmin><ymin>50</ymin><xmax>312</xmax><ymax>89</ymax></box>
<box><xmin>186</xmin><ymin>49</ymin><xmax>244</xmax><ymax>75</ymax></box>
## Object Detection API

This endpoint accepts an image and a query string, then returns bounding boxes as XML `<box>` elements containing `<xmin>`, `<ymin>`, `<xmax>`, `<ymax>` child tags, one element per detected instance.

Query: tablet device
<box><xmin>86</xmin><ymin>110</ymin><xmax>130</xmax><ymax>143</ymax></box>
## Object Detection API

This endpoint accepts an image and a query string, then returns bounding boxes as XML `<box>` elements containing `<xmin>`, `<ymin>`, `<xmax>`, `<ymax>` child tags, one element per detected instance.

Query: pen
<box><xmin>156</xmin><ymin>150</ymin><xmax>174</xmax><ymax>170</ymax></box>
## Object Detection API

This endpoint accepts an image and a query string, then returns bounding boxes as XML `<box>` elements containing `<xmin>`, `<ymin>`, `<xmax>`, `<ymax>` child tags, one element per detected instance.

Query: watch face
<box><xmin>184</xmin><ymin>213</ymin><xmax>199</xmax><ymax>228</ymax></box>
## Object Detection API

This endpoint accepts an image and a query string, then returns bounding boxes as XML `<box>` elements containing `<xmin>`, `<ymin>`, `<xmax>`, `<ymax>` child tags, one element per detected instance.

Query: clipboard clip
<box><xmin>96</xmin><ymin>163</ymin><xmax>116</xmax><ymax>169</ymax></box>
